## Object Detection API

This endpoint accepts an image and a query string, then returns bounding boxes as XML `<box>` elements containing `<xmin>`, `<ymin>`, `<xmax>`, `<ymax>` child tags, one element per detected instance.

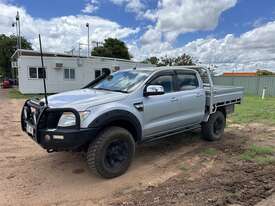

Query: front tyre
<box><xmin>87</xmin><ymin>127</ymin><xmax>135</xmax><ymax>178</ymax></box>
<box><xmin>202</xmin><ymin>111</ymin><xmax>226</xmax><ymax>141</ymax></box>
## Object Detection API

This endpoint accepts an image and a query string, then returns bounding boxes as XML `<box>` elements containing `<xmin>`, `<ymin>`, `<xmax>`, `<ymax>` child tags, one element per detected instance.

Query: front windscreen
<box><xmin>90</xmin><ymin>70</ymin><xmax>152</xmax><ymax>93</ymax></box>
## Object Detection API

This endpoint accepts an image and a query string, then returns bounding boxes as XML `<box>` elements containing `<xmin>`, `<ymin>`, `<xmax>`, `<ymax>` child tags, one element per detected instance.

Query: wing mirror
<box><xmin>144</xmin><ymin>85</ymin><xmax>165</xmax><ymax>97</ymax></box>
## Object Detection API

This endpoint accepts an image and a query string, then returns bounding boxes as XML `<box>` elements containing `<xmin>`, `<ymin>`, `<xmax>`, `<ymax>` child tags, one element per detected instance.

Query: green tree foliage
<box><xmin>256</xmin><ymin>69</ymin><xmax>275</xmax><ymax>76</ymax></box>
<box><xmin>143</xmin><ymin>56</ymin><xmax>158</xmax><ymax>65</ymax></box>
<box><xmin>0</xmin><ymin>34</ymin><xmax>32</xmax><ymax>78</ymax></box>
<box><xmin>91</xmin><ymin>38</ymin><xmax>132</xmax><ymax>60</ymax></box>
<box><xmin>144</xmin><ymin>54</ymin><xmax>195</xmax><ymax>67</ymax></box>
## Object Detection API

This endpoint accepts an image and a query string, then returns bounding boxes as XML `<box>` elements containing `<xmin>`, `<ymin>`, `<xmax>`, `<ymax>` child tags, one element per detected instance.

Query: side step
<box><xmin>141</xmin><ymin>124</ymin><xmax>201</xmax><ymax>144</ymax></box>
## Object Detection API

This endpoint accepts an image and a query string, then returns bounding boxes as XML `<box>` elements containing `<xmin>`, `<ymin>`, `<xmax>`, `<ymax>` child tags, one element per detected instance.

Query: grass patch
<box><xmin>230</xmin><ymin>96</ymin><xmax>275</xmax><ymax>124</ymax></box>
<box><xmin>240</xmin><ymin>144</ymin><xmax>275</xmax><ymax>165</ymax></box>
<box><xmin>202</xmin><ymin>148</ymin><xmax>218</xmax><ymax>156</ymax></box>
<box><xmin>8</xmin><ymin>88</ymin><xmax>43</xmax><ymax>99</ymax></box>
<box><xmin>179</xmin><ymin>163</ymin><xmax>189</xmax><ymax>172</ymax></box>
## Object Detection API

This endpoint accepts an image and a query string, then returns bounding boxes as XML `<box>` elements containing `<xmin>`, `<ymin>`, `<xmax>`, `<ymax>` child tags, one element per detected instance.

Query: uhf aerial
<box><xmin>38</xmin><ymin>34</ymin><xmax>48</xmax><ymax>106</ymax></box>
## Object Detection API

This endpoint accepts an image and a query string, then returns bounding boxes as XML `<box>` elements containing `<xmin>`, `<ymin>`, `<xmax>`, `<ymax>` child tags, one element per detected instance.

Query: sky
<box><xmin>1</xmin><ymin>0</ymin><xmax>275</xmax><ymax>72</ymax></box>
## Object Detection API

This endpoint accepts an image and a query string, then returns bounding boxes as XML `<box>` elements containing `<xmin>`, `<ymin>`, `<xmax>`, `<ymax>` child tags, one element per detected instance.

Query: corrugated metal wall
<box><xmin>213</xmin><ymin>76</ymin><xmax>275</xmax><ymax>96</ymax></box>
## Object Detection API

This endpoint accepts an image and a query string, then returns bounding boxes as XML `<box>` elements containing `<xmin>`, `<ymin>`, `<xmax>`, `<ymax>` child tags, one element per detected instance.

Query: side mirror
<box><xmin>144</xmin><ymin>85</ymin><xmax>165</xmax><ymax>97</ymax></box>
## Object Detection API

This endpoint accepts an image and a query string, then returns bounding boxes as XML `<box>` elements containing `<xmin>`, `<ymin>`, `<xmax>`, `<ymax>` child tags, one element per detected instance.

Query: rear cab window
<box><xmin>175</xmin><ymin>70</ymin><xmax>199</xmax><ymax>91</ymax></box>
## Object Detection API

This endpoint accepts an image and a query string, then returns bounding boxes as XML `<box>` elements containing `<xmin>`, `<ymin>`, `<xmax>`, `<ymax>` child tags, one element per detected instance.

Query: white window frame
<box><xmin>28</xmin><ymin>66</ymin><xmax>47</xmax><ymax>80</ymax></box>
<box><xmin>64</xmin><ymin>68</ymin><xmax>76</xmax><ymax>80</ymax></box>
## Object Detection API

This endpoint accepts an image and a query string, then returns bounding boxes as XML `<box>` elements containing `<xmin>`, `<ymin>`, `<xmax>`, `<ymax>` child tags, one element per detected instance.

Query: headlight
<box><xmin>79</xmin><ymin>111</ymin><xmax>90</xmax><ymax>122</ymax></box>
<box><xmin>58</xmin><ymin>111</ymin><xmax>90</xmax><ymax>127</ymax></box>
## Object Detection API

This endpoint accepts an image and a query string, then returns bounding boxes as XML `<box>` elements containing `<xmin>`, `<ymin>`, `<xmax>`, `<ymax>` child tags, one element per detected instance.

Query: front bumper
<box><xmin>21</xmin><ymin>99</ymin><xmax>97</xmax><ymax>152</ymax></box>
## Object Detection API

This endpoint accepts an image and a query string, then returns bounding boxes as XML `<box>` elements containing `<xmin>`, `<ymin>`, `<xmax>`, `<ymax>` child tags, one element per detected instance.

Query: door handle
<box><xmin>170</xmin><ymin>97</ymin><xmax>179</xmax><ymax>102</ymax></box>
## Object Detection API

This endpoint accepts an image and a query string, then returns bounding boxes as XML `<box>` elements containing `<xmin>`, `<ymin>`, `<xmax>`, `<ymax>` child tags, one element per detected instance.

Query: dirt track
<box><xmin>1</xmin><ymin>94</ymin><xmax>275</xmax><ymax>206</ymax></box>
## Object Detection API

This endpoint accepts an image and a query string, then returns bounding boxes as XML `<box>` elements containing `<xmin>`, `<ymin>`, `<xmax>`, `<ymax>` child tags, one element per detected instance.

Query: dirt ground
<box><xmin>1</xmin><ymin>93</ymin><xmax>275</xmax><ymax>206</ymax></box>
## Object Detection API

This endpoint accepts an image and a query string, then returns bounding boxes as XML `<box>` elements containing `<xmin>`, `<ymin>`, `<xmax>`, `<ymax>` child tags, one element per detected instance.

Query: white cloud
<box><xmin>110</xmin><ymin>0</ymin><xmax>145</xmax><ymax>15</ymax></box>
<box><xmin>142</xmin><ymin>9</ymin><xmax>158</xmax><ymax>21</ymax></box>
<box><xmin>2</xmin><ymin>0</ymin><xmax>275</xmax><ymax>72</ymax></box>
<box><xmin>0</xmin><ymin>2</ymin><xmax>139</xmax><ymax>54</ymax></box>
<box><xmin>132</xmin><ymin>21</ymin><xmax>275</xmax><ymax>72</ymax></box>
<box><xmin>82</xmin><ymin>0</ymin><xmax>99</xmax><ymax>14</ymax></box>
<box><xmin>155</xmin><ymin>0</ymin><xmax>237</xmax><ymax>42</ymax></box>
<box><xmin>140</xmin><ymin>27</ymin><xmax>161</xmax><ymax>45</ymax></box>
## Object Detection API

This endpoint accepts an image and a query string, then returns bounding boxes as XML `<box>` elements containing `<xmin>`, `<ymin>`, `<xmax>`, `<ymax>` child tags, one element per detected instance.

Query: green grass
<box><xmin>8</xmin><ymin>88</ymin><xmax>43</xmax><ymax>99</ymax></box>
<box><xmin>202</xmin><ymin>148</ymin><xmax>218</xmax><ymax>156</ymax></box>
<box><xmin>179</xmin><ymin>163</ymin><xmax>189</xmax><ymax>172</ymax></box>
<box><xmin>240</xmin><ymin>144</ymin><xmax>275</xmax><ymax>165</ymax></box>
<box><xmin>230</xmin><ymin>96</ymin><xmax>275</xmax><ymax>124</ymax></box>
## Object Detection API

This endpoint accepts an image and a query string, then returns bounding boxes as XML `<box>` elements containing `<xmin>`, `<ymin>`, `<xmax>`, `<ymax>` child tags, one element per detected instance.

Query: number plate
<box><xmin>26</xmin><ymin>124</ymin><xmax>34</xmax><ymax>136</ymax></box>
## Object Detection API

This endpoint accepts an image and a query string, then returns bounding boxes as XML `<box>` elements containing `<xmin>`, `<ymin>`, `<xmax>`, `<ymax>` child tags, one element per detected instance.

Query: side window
<box><xmin>70</xmin><ymin>69</ymin><xmax>75</xmax><ymax>79</ymax></box>
<box><xmin>150</xmin><ymin>75</ymin><xmax>173</xmax><ymax>93</ymax></box>
<box><xmin>29</xmin><ymin>67</ymin><xmax>46</xmax><ymax>79</ymax></box>
<box><xmin>29</xmin><ymin>67</ymin><xmax>37</xmax><ymax>79</ymax></box>
<box><xmin>177</xmin><ymin>73</ymin><xmax>199</xmax><ymax>91</ymax></box>
<box><xmin>64</xmin><ymin>69</ymin><xmax>75</xmax><ymax>80</ymax></box>
<box><xmin>38</xmin><ymin>67</ymin><xmax>46</xmax><ymax>79</ymax></box>
<box><xmin>64</xmin><ymin>69</ymin><xmax>70</xmax><ymax>79</ymax></box>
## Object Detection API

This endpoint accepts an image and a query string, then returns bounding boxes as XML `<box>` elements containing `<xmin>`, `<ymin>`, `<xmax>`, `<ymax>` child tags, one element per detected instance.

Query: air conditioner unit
<box><xmin>55</xmin><ymin>63</ymin><xmax>63</xmax><ymax>69</ymax></box>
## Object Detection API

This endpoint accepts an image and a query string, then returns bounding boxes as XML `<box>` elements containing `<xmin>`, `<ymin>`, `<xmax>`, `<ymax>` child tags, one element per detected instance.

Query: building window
<box><xmin>64</xmin><ymin>69</ymin><xmax>75</xmax><ymax>80</ymax></box>
<box><xmin>29</xmin><ymin>67</ymin><xmax>46</xmax><ymax>79</ymax></box>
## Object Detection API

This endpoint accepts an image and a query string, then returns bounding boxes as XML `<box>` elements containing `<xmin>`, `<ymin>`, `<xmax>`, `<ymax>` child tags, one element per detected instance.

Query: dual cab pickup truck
<box><xmin>21</xmin><ymin>66</ymin><xmax>244</xmax><ymax>178</ymax></box>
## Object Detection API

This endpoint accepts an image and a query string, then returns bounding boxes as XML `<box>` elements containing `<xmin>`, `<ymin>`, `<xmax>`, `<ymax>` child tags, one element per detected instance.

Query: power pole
<box><xmin>86</xmin><ymin>23</ymin><xmax>90</xmax><ymax>57</ymax></box>
<box><xmin>12</xmin><ymin>22</ymin><xmax>19</xmax><ymax>49</ymax></box>
<box><xmin>16</xmin><ymin>11</ymin><xmax>21</xmax><ymax>50</ymax></box>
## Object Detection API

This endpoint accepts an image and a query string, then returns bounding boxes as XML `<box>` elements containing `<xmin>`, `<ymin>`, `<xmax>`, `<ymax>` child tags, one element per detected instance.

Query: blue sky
<box><xmin>1</xmin><ymin>0</ymin><xmax>275</xmax><ymax>71</ymax></box>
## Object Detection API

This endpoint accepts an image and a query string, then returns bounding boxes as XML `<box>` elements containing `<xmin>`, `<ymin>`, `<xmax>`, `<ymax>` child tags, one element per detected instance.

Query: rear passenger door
<box><xmin>174</xmin><ymin>70</ymin><xmax>206</xmax><ymax>126</ymax></box>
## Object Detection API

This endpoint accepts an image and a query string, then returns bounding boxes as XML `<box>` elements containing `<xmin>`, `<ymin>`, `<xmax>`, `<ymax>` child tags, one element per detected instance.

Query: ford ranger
<box><xmin>21</xmin><ymin>66</ymin><xmax>244</xmax><ymax>178</ymax></box>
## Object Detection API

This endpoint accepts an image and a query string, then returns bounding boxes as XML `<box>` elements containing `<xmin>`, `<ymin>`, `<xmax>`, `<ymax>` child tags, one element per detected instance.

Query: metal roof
<box><xmin>11</xmin><ymin>49</ymin><xmax>148</xmax><ymax>64</ymax></box>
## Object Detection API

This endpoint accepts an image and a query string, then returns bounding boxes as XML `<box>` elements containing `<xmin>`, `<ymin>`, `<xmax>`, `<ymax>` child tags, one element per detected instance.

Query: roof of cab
<box><xmin>136</xmin><ymin>65</ymin><xmax>205</xmax><ymax>72</ymax></box>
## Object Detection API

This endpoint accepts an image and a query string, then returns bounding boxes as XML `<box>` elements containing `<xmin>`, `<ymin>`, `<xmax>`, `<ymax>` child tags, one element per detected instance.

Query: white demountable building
<box><xmin>11</xmin><ymin>49</ymin><xmax>152</xmax><ymax>94</ymax></box>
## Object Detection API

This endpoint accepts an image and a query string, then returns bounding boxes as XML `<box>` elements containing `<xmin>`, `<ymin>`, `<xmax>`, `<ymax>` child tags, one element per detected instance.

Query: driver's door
<box><xmin>142</xmin><ymin>72</ymin><xmax>180</xmax><ymax>138</ymax></box>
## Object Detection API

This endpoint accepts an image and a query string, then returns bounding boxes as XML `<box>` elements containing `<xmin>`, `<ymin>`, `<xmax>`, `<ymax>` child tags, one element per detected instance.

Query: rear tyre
<box><xmin>87</xmin><ymin>126</ymin><xmax>135</xmax><ymax>178</ymax></box>
<box><xmin>202</xmin><ymin>111</ymin><xmax>226</xmax><ymax>141</ymax></box>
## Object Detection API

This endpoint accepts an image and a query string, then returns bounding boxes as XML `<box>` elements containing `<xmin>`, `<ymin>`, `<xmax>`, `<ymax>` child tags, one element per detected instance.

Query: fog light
<box><xmin>53</xmin><ymin>135</ymin><xmax>64</xmax><ymax>140</ymax></box>
<box><xmin>44</xmin><ymin>134</ymin><xmax>51</xmax><ymax>141</ymax></box>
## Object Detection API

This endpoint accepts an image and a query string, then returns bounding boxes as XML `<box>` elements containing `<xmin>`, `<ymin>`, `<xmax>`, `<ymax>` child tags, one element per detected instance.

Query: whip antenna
<box><xmin>38</xmin><ymin>34</ymin><xmax>48</xmax><ymax>106</ymax></box>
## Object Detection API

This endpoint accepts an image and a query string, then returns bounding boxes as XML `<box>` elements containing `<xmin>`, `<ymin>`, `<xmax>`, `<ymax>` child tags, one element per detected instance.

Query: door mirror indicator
<box><xmin>144</xmin><ymin>85</ymin><xmax>165</xmax><ymax>97</ymax></box>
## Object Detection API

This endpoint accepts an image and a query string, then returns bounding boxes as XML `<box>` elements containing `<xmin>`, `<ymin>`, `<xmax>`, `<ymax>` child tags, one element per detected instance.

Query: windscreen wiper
<box><xmin>93</xmin><ymin>88</ymin><xmax>128</xmax><ymax>93</ymax></box>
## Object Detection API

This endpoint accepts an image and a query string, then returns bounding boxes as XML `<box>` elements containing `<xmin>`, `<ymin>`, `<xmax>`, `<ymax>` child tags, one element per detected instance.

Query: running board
<box><xmin>140</xmin><ymin>124</ymin><xmax>201</xmax><ymax>144</ymax></box>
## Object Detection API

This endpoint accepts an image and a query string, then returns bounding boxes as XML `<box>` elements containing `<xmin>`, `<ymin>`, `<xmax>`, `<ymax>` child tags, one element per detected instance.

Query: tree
<box><xmin>91</xmin><ymin>38</ymin><xmax>132</xmax><ymax>60</ymax></box>
<box><xmin>0</xmin><ymin>34</ymin><xmax>32</xmax><ymax>78</ymax></box>
<box><xmin>256</xmin><ymin>69</ymin><xmax>275</xmax><ymax>76</ymax></box>
<box><xmin>143</xmin><ymin>53</ymin><xmax>195</xmax><ymax>67</ymax></box>
<box><xmin>143</xmin><ymin>56</ymin><xmax>159</xmax><ymax>65</ymax></box>
<box><xmin>174</xmin><ymin>54</ymin><xmax>194</xmax><ymax>66</ymax></box>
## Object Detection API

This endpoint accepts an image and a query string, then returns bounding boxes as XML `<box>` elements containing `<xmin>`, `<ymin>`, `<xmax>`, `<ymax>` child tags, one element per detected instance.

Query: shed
<box><xmin>11</xmin><ymin>49</ymin><xmax>152</xmax><ymax>94</ymax></box>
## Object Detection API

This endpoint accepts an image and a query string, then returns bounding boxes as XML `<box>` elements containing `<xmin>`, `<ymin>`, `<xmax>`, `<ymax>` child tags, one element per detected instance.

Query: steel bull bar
<box><xmin>21</xmin><ymin>99</ymin><xmax>92</xmax><ymax>152</ymax></box>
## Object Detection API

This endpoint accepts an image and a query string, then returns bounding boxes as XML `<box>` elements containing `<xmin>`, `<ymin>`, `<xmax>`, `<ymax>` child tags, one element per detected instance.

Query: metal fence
<box><xmin>213</xmin><ymin>76</ymin><xmax>275</xmax><ymax>96</ymax></box>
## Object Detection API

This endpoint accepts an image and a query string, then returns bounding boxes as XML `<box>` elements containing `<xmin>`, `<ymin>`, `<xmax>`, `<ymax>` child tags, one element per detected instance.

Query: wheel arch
<box><xmin>88</xmin><ymin>110</ymin><xmax>142</xmax><ymax>142</ymax></box>
<box><xmin>217</xmin><ymin>106</ymin><xmax>227</xmax><ymax>118</ymax></box>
